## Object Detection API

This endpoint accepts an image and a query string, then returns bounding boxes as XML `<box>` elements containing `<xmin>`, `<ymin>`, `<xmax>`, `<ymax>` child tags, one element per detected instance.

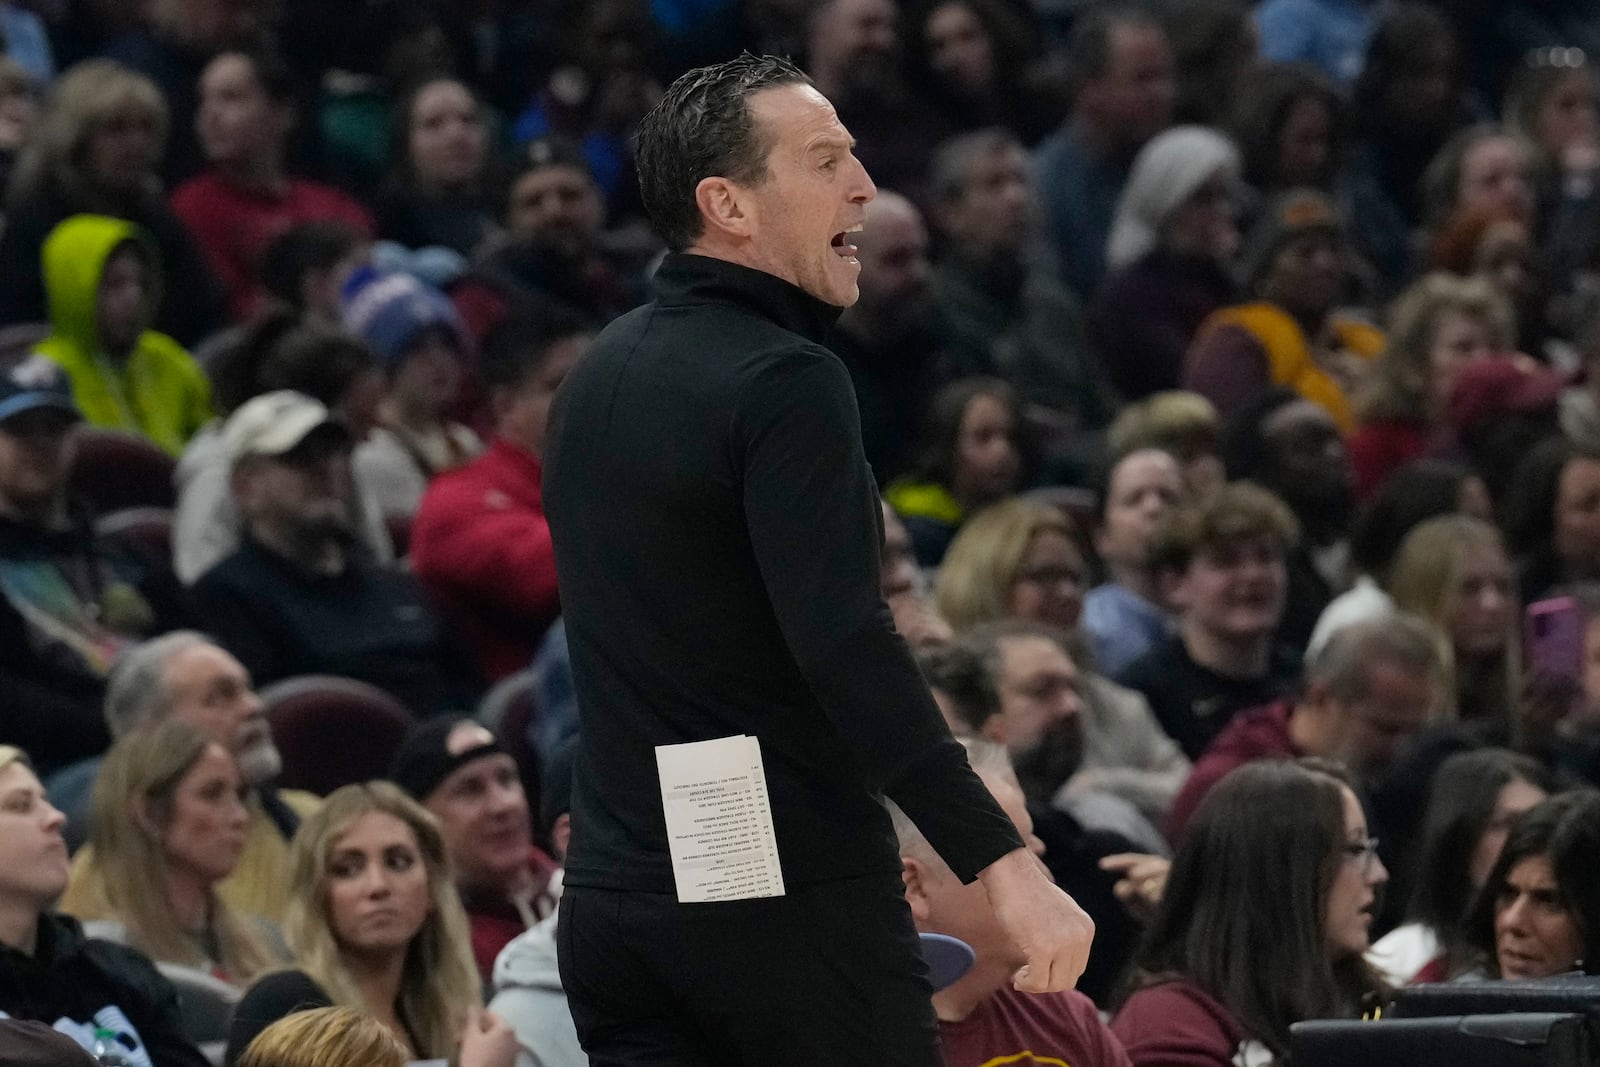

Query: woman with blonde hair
<box><xmin>1347</xmin><ymin>273</ymin><xmax>1514</xmax><ymax>499</ymax></box>
<box><xmin>935</xmin><ymin>496</ymin><xmax>1086</xmax><ymax>635</ymax></box>
<box><xmin>0</xmin><ymin>58</ymin><xmax>224</xmax><ymax>342</ymax></box>
<box><xmin>72</xmin><ymin>720</ymin><xmax>280</xmax><ymax>985</ymax></box>
<box><xmin>224</xmin><ymin>782</ymin><xmax>511</xmax><ymax>1067</ymax></box>
<box><xmin>1387</xmin><ymin>514</ymin><xmax>1520</xmax><ymax>723</ymax></box>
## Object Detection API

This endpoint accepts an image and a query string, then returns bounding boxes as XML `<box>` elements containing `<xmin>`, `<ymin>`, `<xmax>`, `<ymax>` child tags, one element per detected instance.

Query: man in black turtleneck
<box><xmin>542</xmin><ymin>55</ymin><xmax>1093</xmax><ymax>1066</ymax></box>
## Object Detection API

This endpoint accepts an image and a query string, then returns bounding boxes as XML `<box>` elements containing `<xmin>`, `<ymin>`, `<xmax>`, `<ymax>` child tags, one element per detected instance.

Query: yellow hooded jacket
<box><xmin>33</xmin><ymin>215</ymin><xmax>212</xmax><ymax>455</ymax></box>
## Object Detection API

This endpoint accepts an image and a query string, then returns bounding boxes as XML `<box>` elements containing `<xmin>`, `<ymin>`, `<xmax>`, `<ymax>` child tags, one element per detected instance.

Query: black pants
<box><xmin>557</xmin><ymin>873</ymin><xmax>942</xmax><ymax>1066</ymax></box>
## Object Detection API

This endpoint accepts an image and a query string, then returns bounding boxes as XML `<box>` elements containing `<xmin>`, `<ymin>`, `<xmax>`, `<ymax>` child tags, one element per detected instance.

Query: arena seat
<box><xmin>259</xmin><ymin>675</ymin><xmax>414</xmax><ymax>796</ymax></box>
<box><xmin>69</xmin><ymin>428</ymin><xmax>178</xmax><ymax>514</ymax></box>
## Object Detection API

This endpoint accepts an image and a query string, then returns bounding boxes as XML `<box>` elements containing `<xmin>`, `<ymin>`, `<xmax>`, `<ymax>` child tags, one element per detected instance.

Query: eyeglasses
<box><xmin>1342</xmin><ymin>836</ymin><xmax>1381</xmax><ymax>875</ymax></box>
<box><xmin>1015</xmin><ymin>565</ymin><xmax>1086</xmax><ymax>589</ymax></box>
<box><xmin>1526</xmin><ymin>46</ymin><xmax>1587</xmax><ymax>70</ymax></box>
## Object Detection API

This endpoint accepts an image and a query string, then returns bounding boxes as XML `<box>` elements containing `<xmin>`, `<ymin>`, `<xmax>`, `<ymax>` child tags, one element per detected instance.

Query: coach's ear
<box><xmin>694</xmin><ymin>175</ymin><xmax>756</xmax><ymax>241</ymax></box>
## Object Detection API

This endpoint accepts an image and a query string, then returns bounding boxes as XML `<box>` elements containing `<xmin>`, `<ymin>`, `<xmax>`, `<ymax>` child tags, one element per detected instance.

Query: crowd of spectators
<box><xmin>3</xmin><ymin>0</ymin><xmax>1600</xmax><ymax>1064</ymax></box>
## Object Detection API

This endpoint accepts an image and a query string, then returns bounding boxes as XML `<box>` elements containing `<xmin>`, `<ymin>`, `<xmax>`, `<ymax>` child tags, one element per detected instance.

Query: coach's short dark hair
<box><xmin>635</xmin><ymin>53</ymin><xmax>811</xmax><ymax>251</ymax></box>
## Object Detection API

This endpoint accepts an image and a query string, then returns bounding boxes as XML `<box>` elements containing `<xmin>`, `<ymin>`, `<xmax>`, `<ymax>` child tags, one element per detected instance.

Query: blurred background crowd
<box><xmin>5</xmin><ymin>0</ymin><xmax>1600</xmax><ymax>1064</ymax></box>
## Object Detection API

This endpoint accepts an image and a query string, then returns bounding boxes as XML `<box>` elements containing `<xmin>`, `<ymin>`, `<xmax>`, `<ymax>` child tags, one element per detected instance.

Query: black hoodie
<box><xmin>0</xmin><ymin>914</ymin><xmax>208</xmax><ymax>1067</ymax></box>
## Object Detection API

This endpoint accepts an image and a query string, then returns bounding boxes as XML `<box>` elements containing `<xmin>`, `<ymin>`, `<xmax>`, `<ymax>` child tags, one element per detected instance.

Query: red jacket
<box><xmin>1166</xmin><ymin>701</ymin><xmax>1300</xmax><ymax>842</ymax></box>
<box><xmin>410</xmin><ymin>437</ymin><xmax>560</xmax><ymax>682</ymax></box>
<box><xmin>170</xmin><ymin>171</ymin><xmax>373</xmax><ymax>322</ymax></box>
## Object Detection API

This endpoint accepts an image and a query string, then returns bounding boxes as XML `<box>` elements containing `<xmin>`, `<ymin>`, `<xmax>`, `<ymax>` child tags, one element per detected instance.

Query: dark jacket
<box><xmin>543</xmin><ymin>253</ymin><xmax>1022</xmax><ymax>894</ymax></box>
<box><xmin>1114</xmin><ymin>635</ymin><xmax>1302</xmax><ymax>761</ymax></box>
<box><xmin>1090</xmin><ymin>248</ymin><xmax>1237</xmax><ymax>401</ymax></box>
<box><xmin>0</xmin><ymin>914</ymin><xmax>209</xmax><ymax>1067</ymax></box>
<box><xmin>191</xmin><ymin>535</ymin><xmax>468</xmax><ymax>716</ymax></box>
<box><xmin>933</xmin><ymin>251</ymin><xmax>1116</xmax><ymax>432</ymax></box>
<box><xmin>0</xmin><ymin>505</ymin><xmax>190</xmax><ymax>774</ymax></box>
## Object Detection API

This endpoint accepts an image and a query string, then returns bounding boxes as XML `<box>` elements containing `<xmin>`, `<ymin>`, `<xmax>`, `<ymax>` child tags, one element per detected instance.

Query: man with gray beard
<box><xmin>48</xmin><ymin>630</ymin><xmax>318</xmax><ymax>923</ymax></box>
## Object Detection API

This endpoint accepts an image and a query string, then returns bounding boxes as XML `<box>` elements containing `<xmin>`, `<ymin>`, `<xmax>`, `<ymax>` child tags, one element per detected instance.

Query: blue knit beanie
<box><xmin>340</xmin><ymin>266</ymin><xmax>470</xmax><ymax>370</ymax></box>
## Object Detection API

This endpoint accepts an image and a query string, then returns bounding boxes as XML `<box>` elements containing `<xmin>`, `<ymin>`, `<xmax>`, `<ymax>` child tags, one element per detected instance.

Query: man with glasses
<box><xmin>956</xmin><ymin>619</ymin><xmax>1172</xmax><ymax>850</ymax></box>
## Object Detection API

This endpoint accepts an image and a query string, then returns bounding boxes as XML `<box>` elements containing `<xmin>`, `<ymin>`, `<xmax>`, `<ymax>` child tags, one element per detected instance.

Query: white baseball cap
<box><xmin>222</xmin><ymin>390</ymin><xmax>350</xmax><ymax>465</ymax></box>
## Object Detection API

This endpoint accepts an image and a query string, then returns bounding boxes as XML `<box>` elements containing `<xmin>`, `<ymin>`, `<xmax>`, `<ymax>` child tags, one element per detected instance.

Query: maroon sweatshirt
<box><xmin>1166</xmin><ymin>702</ymin><xmax>1300</xmax><ymax>842</ymax></box>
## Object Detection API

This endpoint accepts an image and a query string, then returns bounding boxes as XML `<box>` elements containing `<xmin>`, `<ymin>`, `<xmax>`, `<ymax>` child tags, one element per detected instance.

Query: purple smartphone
<box><xmin>1525</xmin><ymin>596</ymin><xmax>1587</xmax><ymax>682</ymax></box>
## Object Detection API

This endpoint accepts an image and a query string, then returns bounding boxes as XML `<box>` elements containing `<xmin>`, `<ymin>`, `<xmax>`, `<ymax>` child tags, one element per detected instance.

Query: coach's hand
<box><xmin>978</xmin><ymin>848</ymin><xmax>1095</xmax><ymax>992</ymax></box>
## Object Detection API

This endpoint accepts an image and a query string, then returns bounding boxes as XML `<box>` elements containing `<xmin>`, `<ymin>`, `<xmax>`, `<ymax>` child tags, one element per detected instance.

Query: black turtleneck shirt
<box><xmin>543</xmin><ymin>253</ymin><xmax>1022</xmax><ymax>895</ymax></box>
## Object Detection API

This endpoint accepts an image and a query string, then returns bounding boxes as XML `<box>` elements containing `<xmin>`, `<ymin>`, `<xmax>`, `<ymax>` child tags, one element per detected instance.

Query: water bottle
<box><xmin>91</xmin><ymin>1027</ymin><xmax>130</xmax><ymax>1067</ymax></box>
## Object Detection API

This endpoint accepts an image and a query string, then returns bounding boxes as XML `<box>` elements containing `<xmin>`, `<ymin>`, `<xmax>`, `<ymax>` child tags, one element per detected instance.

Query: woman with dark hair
<box><xmin>1468</xmin><ymin>790</ymin><xmax>1600</xmax><ymax>979</ymax></box>
<box><xmin>1111</xmin><ymin>760</ymin><xmax>1388</xmax><ymax>1064</ymax></box>
<box><xmin>1228</xmin><ymin>62</ymin><xmax>1345</xmax><ymax>198</ymax></box>
<box><xmin>1370</xmin><ymin>748</ymin><xmax>1550</xmax><ymax>984</ymax></box>
<box><xmin>1503</xmin><ymin>438</ymin><xmax>1600</xmax><ymax>601</ymax></box>
<box><xmin>903</xmin><ymin>0</ymin><xmax>1066</xmax><ymax>146</ymax></box>
<box><xmin>171</xmin><ymin>48</ymin><xmax>372</xmax><ymax>321</ymax></box>
<box><xmin>374</xmin><ymin>77</ymin><xmax>501</xmax><ymax>259</ymax></box>
<box><xmin>1341</xmin><ymin>4</ymin><xmax>1473</xmax><ymax>295</ymax></box>
<box><xmin>885</xmin><ymin>377</ymin><xmax>1026</xmax><ymax>567</ymax></box>
<box><xmin>1420</xmin><ymin>125</ymin><xmax>1538</xmax><ymax>245</ymax></box>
